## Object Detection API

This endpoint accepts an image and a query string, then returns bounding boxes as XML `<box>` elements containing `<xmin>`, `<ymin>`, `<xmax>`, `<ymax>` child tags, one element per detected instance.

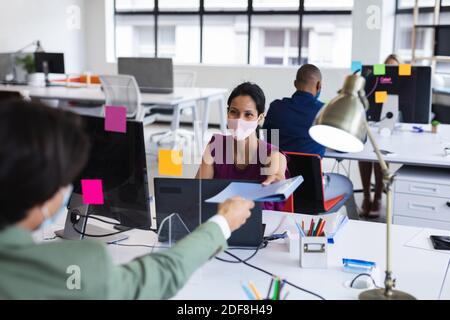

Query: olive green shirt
<box><xmin>0</xmin><ymin>222</ymin><xmax>227</xmax><ymax>299</ymax></box>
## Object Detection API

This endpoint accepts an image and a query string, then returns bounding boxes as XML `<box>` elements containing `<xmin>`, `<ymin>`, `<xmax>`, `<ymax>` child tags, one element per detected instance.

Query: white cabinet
<box><xmin>393</xmin><ymin>166</ymin><xmax>450</xmax><ymax>230</ymax></box>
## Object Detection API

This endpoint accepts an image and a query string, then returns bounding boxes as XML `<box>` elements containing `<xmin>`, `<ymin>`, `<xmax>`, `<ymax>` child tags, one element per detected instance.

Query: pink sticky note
<box><xmin>105</xmin><ymin>106</ymin><xmax>127</xmax><ymax>133</ymax></box>
<box><xmin>81</xmin><ymin>179</ymin><xmax>104</xmax><ymax>205</ymax></box>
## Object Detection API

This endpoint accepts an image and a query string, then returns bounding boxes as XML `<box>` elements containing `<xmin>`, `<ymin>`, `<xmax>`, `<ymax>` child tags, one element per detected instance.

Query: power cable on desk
<box><xmin>214</xmin><ymin>240</ymin><xmax>268</xmax><ymax>264</ymax></box>
<box><xmin>69</xmin><ymin>213</ymin><xmax>143</xmax><ymax>238</ymax></box>
<box><xmin>110</xmin><ymin>242</ymin><xmax>169</xmax><ymax>250</ymax></box>
<box><xmin>350</xmin><ymin>273</ymin><xmax>382</xmax><ymax>289</ymax></box>
<box><xmin>71</xmin><ymin>223</ymin><xmax>131</xmax><ymax>238</ymax></box>
<box><xmin>222</xmin><ymin>250</ymin><xmax>326</xmax><ymax>300</ymax></box>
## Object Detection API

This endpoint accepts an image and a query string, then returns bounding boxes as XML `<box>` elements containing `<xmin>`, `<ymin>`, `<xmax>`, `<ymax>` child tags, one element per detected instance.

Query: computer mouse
<box><xmin>351</xmin><ymin>276</ymin><xmax>373</xmax><ymax>289</ymax></box>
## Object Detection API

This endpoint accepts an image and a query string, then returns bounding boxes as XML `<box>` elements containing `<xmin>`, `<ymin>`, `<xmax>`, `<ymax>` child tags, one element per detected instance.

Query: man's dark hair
<box><xmin>295</xmin><ymin>64</ymin><xmax>322</xmax><ymax>86</ymax></box>
<box><xmin>227</xmin><ymin>82</ymin><xmax>266</xmax><ymax>115</ymax></box>
<box><xmin>0</xmin><ymin>100</ymin><xmax>90</xmax><ymax>229</ymax></box>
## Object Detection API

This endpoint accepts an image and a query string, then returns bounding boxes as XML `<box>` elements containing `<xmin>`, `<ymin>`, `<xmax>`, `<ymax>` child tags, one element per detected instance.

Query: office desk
<box><xmin>324</xmin><ymin>123</ymin><xmax>450</xmax><ymax>168</ymax></box>
<box><xmin>102</xmin><ymin>211</ymin><xmax>450</xmax><ymax>300</ymax></box>
<box><xmin>0</xmin><ymin>84</ymin><xmax>228</xmax><ymax>136</ymax></box>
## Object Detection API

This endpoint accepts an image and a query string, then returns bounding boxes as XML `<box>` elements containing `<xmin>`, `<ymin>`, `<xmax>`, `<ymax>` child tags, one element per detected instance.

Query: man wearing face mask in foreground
<box><xmin>263</xmin><ymin>64</ymin><xmax>326</xmax><ymax>157</ymax></box>
<box><xmin>0</xmin><ymin>99</ymin><xmax>254</xmax><ymax>299</ymax></box>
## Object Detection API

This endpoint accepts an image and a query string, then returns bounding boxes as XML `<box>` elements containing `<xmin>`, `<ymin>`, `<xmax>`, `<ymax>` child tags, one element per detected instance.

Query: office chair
<box><xmin>147</xmin><ymin>70</ymin><xmax>202</xmax><ymax>153</ymax></box>
<box><xmin>100</xmin><ymin>74</ymin><xmax>141</xmax><ymax>120</ymax></box>
<box><xmin>174</xmin><ymin>70</ymin><xmax>197</xmax><ymax>87</ymax></box>
<box><xmin>283</xmin><ymin>152</ymin><xmax>358</xmax><ymax>219</ymax></box>
<box><xmin>0</xmin><ymin>90</ymin><xmax>26</xmax><ymax>102</ymax></box>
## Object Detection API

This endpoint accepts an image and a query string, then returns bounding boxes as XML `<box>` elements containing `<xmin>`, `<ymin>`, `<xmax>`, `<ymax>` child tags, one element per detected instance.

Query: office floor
<box><xmin>143</xmin><ymin>122</ymin><xmax>394</xmax><ymax>225</ymax></box>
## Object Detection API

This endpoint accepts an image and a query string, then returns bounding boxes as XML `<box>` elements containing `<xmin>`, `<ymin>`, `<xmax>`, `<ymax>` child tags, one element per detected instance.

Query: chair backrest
<box><xmin>0</xmin><ymin>90</ymin><xmax>25</xmax><ymax>102</ymax></box>
<box><xmin>174</xmin><ymin>70</ymin><xmax>196</xmax><ymax>87</ymax></box>
<box><xmin>100</xmin><ymin>75</ymin><xmax>142</xmax><ymax>120</ymax></box>
<box><xmin>284</xmin><ymin>152</ymin><xmax>326</xmax><ymax>214</ymax></box>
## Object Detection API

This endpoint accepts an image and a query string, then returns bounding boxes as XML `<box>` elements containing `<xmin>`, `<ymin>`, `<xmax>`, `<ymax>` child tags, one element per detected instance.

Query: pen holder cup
<box><xmin>299</xmin><ymin>236</ymin><xmax>328</xmax><ymax>269</ymax></box>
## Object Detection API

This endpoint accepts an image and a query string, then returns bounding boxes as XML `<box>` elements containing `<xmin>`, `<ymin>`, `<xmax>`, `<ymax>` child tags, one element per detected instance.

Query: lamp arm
<box><xmin>15</xmin><ymin>41</ymin><xmax>37</xmax><ymax>54</ymax></box>
<box><xmin>363</xmin><ymin>120</ymin><xmax>390</xmax><ymax>175</ymax></box>
<box><xmin>363</xmin><ymin>118</ymin><xmax>396</xmax><ymax>297</ymax></box>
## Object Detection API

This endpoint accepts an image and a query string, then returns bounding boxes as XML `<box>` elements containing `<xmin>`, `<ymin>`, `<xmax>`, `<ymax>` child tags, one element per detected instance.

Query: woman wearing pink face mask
<box><xmin>196</xmin><ymin>82</ymin><xmax>289</xmax><ymax>211</ymax></box>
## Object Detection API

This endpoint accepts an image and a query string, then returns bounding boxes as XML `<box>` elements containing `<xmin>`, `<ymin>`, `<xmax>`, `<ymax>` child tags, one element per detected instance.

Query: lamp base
<box><xmin>359</xmin><ymin>288</ymin><xmax>416</xmax><ymax>300</ymax></box>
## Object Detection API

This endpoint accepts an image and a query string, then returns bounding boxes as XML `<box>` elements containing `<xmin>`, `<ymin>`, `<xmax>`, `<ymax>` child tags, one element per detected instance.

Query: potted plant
<box><xmin>431</xmin><ymin>120</ymin><xmax>440</xmax><ymax>134</ymax></box>
<box><xmin>15</xmin><ymin>54</ymin><xmax>41</xmax><ymax>86</ymax></box>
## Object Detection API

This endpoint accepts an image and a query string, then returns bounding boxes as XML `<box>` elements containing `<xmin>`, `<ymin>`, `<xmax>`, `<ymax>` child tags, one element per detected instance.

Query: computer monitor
<box><xmin>56</xmin><ymin>114</ymin><xmax>151</xmax><ymax>242</ymax></box>
<box><xmin>118</xmin><ymin>57</ymin><xmax>174</xmax><ymax>94</ymax></box>
<box><xmin>34</xmin><ymin>52</ymin><xmax>65</xmax><ymax>74</ymax></box>
<box><xmin>34</xmin><ymin>52</ymin><xmax>65</xmax><ymax>86</ymax></box>
<box><xmin>362</xmin><ymin>65</ymin><xmax>432</xmax><ymax>124</ymax></box>
<box><xmin>154</xmin><ymin>178</ymin><xmax>264</xmax><ymax>248</ymax></box>
<box><xmin>434</xmin><ymin>25</ymin><xmax>450</xmax><ymax>56</ymax></box>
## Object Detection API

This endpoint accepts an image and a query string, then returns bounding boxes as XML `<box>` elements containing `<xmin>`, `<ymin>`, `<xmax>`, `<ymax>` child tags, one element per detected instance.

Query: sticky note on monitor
<box><xmin>158</xmin><ymin>149</ymin><xmax>183</xmax><ymax>176</ymax></box>
<box><xmin>351</xmin><ymin>61</ymin><xmax>362</xmax><ymax>73</ymax></box>
<box><xmin>105</xmin><ymin>106</ymin><xmax>127</xmax><ymax>133</ymax></box>
<box><xmin>375</xmin><ymin>91</ymin><xmax>388</xmax><ymax>103</ymax></box>
<box><xmin>373</xmin><ymin>64</ymin><xmax>386</xmax><ymax>76</ymax></box>
<box><xmin>81</xmin><ymin>179</ymin><xmax>104</xmax><ymax>205</ymax></box>
<box><xmin>399</xmin><ymin>64</ymin><xmax>412</xmax><ymax>76</ymax></box>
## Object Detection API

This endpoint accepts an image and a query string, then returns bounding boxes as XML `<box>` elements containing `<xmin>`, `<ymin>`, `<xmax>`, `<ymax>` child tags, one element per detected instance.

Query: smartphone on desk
<box><xmin>430</xmin><ymin>235</ymin><xmax>450</xmax><ymax>250</ymax></box>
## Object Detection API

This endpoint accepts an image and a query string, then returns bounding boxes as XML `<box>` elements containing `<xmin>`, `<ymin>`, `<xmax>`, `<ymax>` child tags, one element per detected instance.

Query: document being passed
<box><xmin>205</xmin><ymin>175</ymin><xmax>304</xmax><ymax>203</ymax></box>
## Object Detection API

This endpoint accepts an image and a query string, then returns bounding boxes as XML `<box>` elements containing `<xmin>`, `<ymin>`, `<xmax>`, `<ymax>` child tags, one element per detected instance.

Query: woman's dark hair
<box><xmin>0</xmin><ymin>100</ymin><xmax>90</xmax><ymax>229</ymax></box>
<box><xmin>227</xmin><ymin>82</ymin><xmax>266</xmax><ymax>115</ymax></box>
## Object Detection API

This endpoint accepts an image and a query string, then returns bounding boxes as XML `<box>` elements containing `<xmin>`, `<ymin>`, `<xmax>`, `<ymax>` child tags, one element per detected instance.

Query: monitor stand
<box><xmin>55</xmin><ymin>193</ymin><xmax>129</xmax><ymax>244</ymax></box>
<box><xmin>378</xmin><ymin>94</ymin><xmax>399</xmax><ymax>136</ymax></box>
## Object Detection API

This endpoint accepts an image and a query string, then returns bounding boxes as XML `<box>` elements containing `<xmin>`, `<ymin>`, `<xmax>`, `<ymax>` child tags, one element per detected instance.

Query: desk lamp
<box><xmin>16</xmin><ymin>40</ymin><xmax>45</xmax><ymax>53</ymax></box>
<box><xmin>10</xmin><ymin>41</ymin><xmax>45</xmax><ymax>82</ymax></box>
<box><xmin>309</xmin><ymin>74</ymin><xmax>415</xmax><ymax>300</ymax></box>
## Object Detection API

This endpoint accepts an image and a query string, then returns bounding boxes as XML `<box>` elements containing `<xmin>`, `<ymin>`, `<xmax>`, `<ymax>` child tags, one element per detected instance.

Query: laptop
<box><xmin>154</xmin><ymin>178</ymin><xmax>264</xmax><ymax>248</ymax></box>
<box><xmin>118</xmin><ymin>57</ymin><xmax>174</xmax><ymax>94</ymax></box>
<box><xmin>285</xmin><ymin>152</ymin><xmax>345</xmax><ymax>214</ymax></box>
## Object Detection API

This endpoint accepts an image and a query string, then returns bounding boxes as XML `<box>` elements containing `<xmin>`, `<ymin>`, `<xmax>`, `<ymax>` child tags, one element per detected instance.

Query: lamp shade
<box><xmin>309</xmin><ymin>75</ymin><xmax>368</xmax><ymax>153</ymax></box>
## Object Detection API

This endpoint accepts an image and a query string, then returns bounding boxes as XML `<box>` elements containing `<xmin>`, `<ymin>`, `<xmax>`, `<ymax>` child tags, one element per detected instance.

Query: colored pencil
<box><xmin>308</xmin><ymin>219</ymin><xmax>314</xmax><ymax>236</ymax></box>
<box><xmin>248</xmin><ymin>281</ymin><xmax>262</xmax><ymax>300</ymax></box>
<box><xmin>241</xmin><ymin>283</ymin><xmax>255</xmax><ymax>300</ymax></box>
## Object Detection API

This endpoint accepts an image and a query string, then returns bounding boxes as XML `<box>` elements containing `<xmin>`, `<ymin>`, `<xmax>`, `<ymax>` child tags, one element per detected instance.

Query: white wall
<box><xmin>351</xmin><ymin>0</ymin><xmax>396</xmax><ymax>64</ymax></box>
<box><xmin>84</xmin><ymin>0</ymin><xmax>116</xmax><ymax>74</ymax></box>
<box><xmin>0</xmin><ymin>0</ymin><xmax>86</xmax><ymax>74</ymax></box>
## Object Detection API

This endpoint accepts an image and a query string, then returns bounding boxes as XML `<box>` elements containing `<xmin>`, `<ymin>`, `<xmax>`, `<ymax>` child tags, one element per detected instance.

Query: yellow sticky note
<box><xmin>158</xmin><ymin>149</ymin><xmax>183</xmax><ymax>176</ymax></box>
<box><xmin>375</xmin><ymin>91</ymin><xmax>388</xmax><ymax>103</ymax></box>
<box><xmin>399</xmin><ymin>64</ymin><xmax>412</xmax><ymax>76</ymax></box>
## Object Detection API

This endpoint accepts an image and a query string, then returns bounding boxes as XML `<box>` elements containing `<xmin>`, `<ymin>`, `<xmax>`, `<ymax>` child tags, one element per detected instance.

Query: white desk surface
<box><xmin>0</xmin><ymin>84</ymin><xmax>227</xmax><ymax>106</ymax></box>
<box><xmin>100</xmin><ymin>211</ymin><xmax>450</xmax><ymax>300</ymax></box>
<box><xmin>325</xmin><ymin>123</ymin><xmax>450</xmax><ymax>168</ymax></box>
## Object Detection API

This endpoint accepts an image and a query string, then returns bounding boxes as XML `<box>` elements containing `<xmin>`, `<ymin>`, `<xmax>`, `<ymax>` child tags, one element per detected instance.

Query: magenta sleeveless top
<box><xmin>209</xmin><ymin>134</ymin><xmax>289</xmax><ymax>211</ymax></box>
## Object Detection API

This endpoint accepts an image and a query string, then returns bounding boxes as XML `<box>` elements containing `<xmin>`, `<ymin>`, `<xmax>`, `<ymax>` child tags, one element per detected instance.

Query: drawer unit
<box><xmin>393</xmin><ymin>165</ymin><xmax>450</xmax><ymax>230</ymax></box>
<box><xmin>394</xmin><ymin>180</ymin><xmax>450</xmax><ymax>198</ymax></box>
<box><xmin>394</xmin><ymin>193</ymin><xmax>450</xmax><ymax>222</ymax></box>
<box><xmin>393</xmin><ymin>215</ymin><xmax>450</xmax><ymax>231</ymax></box>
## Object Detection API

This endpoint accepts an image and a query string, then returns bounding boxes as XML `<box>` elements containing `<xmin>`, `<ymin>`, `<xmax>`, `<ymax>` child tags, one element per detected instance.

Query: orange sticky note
<box><xmin>375</xmin><ymin>91</ymin><xmax>388</xmax><ymax>103</ymax></box>
<box><xmin>399</xmin><ymin>64</ymin><xmax>412</xmax><ymax>76</ymax></box>
<box><xmin>158</xmin><ymin>149</ymin><xmax>183</xmax><ymax>176</ymax></box>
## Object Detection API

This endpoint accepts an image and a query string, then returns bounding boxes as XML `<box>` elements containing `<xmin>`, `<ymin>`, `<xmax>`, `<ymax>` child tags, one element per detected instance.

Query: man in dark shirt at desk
<box><xmin>263</xmin><ymin>64</ymin><xmax>325</xmax><ymax>157</ymax></box>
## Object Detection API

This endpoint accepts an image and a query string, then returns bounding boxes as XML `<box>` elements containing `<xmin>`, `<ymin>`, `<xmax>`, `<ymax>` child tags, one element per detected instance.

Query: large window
<box><xmin>113</xmin><ymin>0</ymin><xmax>353</xmax><ymax>67</ymax></box>
<box><xmin>395</xmin><ymin>1</ymin><xmax>450</xmax><ymax>74</ymax></box>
